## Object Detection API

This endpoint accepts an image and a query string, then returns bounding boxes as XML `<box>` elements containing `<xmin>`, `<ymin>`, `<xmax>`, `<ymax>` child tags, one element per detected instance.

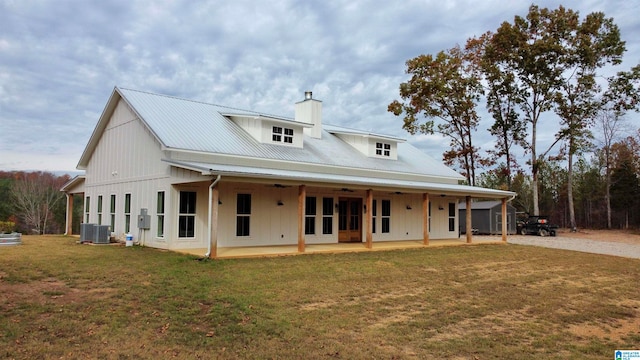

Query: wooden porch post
<box><xmin>466</xmin><ymin>196</ymin><xmax>472</xmax><ymax>244</ymax></box>
<box><xmin>298</xmin><ymin>185</ymin><xmax>306</xmax><ymax>253</ymax></box>
<box><xmin>422</xmin><ymin>193</ymin><xmax>429</xmax><ymax>245</ymax></box>
<box><xmin>501</xmin><ymin>198</ymin><xmax>507</xmax><ymax>242</ymax></box>
<box><xmin>65</xmin><ymin>193</ymin><xmax>73</xmax><ymax>235</ymax></box>
<box><xmin>209</xmin><ymin>184</ymin><xmax>219</xmax><ymax>259</ymax></box>
<box><xmin>366</xmin><ymin>189</ymin><xmax>373</xmax><ymax>249</ymax></box>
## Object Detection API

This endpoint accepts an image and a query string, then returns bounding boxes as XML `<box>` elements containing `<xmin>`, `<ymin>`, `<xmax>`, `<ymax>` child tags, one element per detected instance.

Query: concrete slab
<box><xmin>173</xmin><ymin>236</ymin><xmax>506</xmax><ymax>259</ymax></box>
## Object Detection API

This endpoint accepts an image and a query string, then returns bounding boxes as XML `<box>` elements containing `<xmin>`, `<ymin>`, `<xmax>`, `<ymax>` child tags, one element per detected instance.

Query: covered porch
<box><xmin>175</xmin><ymin>236</ymin><xmax>507</xmax><ymax>259</ymax></box>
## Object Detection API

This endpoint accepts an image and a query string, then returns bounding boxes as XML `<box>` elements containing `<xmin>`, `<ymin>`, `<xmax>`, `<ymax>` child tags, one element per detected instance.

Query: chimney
<box><xmin>297</xmin><ymin>91</ymin><xmax>322</xmax><ymax>139</ymax></box>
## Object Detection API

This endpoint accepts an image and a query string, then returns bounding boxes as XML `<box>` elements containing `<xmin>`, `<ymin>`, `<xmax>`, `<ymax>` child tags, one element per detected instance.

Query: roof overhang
<box><xmin>163</xmin><ymin>159</ymin><xmax>515</xmax><ymax>199</ymax></box>
<box><xmin>60</xmin><ymin>175</ymin><xmax>86</xmax><ymax>193</ymax></box>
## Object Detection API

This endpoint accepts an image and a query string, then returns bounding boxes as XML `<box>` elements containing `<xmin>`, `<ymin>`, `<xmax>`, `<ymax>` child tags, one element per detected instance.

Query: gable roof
<box><xmin>78</xmin><ymin>87</ymin><xmax>464</xmax><ymax>181</ymax></box>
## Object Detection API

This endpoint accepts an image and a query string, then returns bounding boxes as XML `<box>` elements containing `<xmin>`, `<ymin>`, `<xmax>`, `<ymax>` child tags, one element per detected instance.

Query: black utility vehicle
<box><xmin>517</xmin><ymin>215</ymin><xmax>558</xmax><ymax>237</ymax></box>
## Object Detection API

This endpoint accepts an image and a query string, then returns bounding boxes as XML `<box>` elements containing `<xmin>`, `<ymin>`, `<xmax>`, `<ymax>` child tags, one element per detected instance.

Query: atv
<box><xmin>517</xmin><ymin>215</ymin><xmax>558</xmax><ymax>237</ymax></box>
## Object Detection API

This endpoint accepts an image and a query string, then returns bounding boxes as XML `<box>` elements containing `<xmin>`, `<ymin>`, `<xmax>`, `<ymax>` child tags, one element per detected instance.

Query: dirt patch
<box><xmin>0</xmin><ymin>277</ymin><xmax>117</xmax><ymax>308</ymax></box>
<box><xmin>568</xmin><ymin>308</ymin><xmax>640</xmax><ymax>342</ymax></box>
<box><xmin>554</xmin><ymin>229</ymin><xmax>640</xmax><ymax>245</ymax></box>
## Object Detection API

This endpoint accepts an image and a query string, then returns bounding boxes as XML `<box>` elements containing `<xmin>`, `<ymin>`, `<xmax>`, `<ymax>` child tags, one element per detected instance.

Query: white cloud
<box><xmin>0</xmin><ymin>0</ymin><xmax>638</xmax><ymax>172</ymax></box>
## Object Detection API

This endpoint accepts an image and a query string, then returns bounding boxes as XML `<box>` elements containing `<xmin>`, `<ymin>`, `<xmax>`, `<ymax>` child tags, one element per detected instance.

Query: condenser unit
<box><xmin>80</xmin><ymin>223</ymin><xmax>96</xmax><ymax>242</ymax></box>
<box><xmin>94</xmin><ymin>225</ymin><xmax>111</xmax><ymax>244</ymax></box>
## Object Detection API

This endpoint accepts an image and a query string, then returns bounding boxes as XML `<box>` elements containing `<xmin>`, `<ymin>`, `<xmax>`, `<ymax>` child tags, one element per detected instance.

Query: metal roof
<box><xmin>164</xmin><ymin>159</ymin><xmax>515</xmax><ymax>199</ymax></box>
<box><xmin>117</xmin><ymin>87</ymin><xmax>464</xmax><ymax>180</ymax></box>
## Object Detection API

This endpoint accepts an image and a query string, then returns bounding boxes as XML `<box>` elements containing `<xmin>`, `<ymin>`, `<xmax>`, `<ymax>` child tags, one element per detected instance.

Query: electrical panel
<box><xmin>138</xmin><ymin>208</ymin><xmax>151</xmax><ymax>229</ymax></box>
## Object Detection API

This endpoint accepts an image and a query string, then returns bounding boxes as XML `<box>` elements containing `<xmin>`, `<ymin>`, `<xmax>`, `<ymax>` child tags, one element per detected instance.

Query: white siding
<box><xmin>82</xmin><ymin>100</ymin><xmax>212</xmax><ymax>249</ymax></box>
<box><xmin>335</xmin><ymin>134</ymin><xmax>369</xmax><ymax>156</ymax></box>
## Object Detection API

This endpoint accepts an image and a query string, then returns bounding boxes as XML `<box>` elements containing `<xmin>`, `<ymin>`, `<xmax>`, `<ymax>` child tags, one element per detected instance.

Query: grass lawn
<box><xmin>1</xmin><ymin>236</ymin><xmax>639</xmax><ymax>359</ymax></box>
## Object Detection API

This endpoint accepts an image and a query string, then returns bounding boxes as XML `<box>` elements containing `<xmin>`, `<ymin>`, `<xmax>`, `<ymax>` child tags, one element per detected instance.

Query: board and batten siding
<box><xmin>214</xmin><ymin>183</ymin><xmax>460</xmax><ymax>248</ymax></box>
<box><xmin>82</xmin><ymin>99</ymin><xmax>211</xmax><ymax>248</ymax></box>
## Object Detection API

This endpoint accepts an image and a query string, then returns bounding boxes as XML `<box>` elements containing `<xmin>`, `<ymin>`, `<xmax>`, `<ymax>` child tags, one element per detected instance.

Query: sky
<box><xmin>1</xmin><ymin>0</ymin><xmax>639</xmax><ymax>174</ymax></box>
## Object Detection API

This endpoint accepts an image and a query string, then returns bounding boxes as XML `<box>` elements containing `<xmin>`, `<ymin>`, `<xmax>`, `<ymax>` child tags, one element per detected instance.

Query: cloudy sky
<box><xmin>1</xmin><ymin>0</ymin><xmax>639</xmax><ymax>173</ymax></box>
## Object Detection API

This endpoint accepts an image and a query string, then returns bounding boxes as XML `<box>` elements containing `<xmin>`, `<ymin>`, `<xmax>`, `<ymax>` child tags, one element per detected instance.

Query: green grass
<box><xmin>1</xmin><ymin>236</ymin><xmax>639</xmax><ymax>359</ymax></box>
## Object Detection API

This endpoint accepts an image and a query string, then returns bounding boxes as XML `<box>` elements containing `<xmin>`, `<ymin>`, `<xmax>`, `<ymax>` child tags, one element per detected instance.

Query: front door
<box><xmin>338</xmin><ymin>198</ymin><xmax>362</xmax><ymax>243</ymax></box>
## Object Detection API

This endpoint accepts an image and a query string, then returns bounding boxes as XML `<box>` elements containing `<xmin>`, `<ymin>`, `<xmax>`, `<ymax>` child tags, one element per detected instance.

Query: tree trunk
<box><xmin>567</xmin><ymin>151</ymin><xmax>576</xmax><ymax>232</ymax></box>
<box><xmin>605</xmin><ymin>148</ymin><xmax>612</xmax><ymax>229</ymax></box>
<box><xmin>532</xmin><ymin>118</ymin><xmax>539</xmax><ymax>216</ymax></box>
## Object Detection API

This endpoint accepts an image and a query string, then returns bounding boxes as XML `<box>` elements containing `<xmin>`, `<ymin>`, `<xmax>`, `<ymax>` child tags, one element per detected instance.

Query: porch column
<box><xmin>366</xmin><ymin>189</ymin><xmax>373</xmax><ymax>249</ymax></box>
<box><xmin>422</xmin><ymin>193</ymin><xmax>429</xmax><ymax>245</ymax></box>
<box><xmin>65</xmin><ymin>193</ymin><xmax>73</xmax><ymax>235</ymax></box>
<box><xmin>209</xmin><ymin>184</ymin><xmax>220</xmax><ymax>259</ymax></box>
<box><xmin>298</xmin><ymin>185</ymin><xmax>306</xmax><ymax>253</ymax></box>
<box><xmin>501</xmin><ymin>198</ymin><xmax>507</xmax><ymax>242</ymax></box>
<box><xmin>466</xmin><ymin>196</ymin><xmax>472</xmax><ymax>244</ymax></box>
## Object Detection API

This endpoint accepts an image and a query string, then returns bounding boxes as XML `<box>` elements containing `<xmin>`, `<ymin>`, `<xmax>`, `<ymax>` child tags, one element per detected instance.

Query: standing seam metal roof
<box><xmin>117</xmin><ymin>87</ymin><xmax>463</xmax><ymax>180</ymax></box>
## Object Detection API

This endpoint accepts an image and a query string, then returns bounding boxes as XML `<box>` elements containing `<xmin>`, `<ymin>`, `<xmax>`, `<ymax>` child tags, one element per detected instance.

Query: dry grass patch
<box><xmin>1</xmin><ymin>236</ymin><xmax>639</xmax><ymax>359</ymax></box>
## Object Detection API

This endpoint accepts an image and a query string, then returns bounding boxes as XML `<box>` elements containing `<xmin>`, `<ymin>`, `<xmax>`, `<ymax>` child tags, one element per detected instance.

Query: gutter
<box><xmin>205</xmin><ymin>175</ymin><xmax>222</xmax><ymax>258</ymax></box>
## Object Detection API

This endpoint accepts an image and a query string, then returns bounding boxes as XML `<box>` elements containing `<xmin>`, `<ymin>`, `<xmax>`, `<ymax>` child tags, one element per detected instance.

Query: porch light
<box><xmin>218</xmin><ymin>200</ymin><xmax>222</xmax><ymax>205</ymax></box>
<box><xmin>406</xmin><ymin>205</ymin><xmax>412</xmax><ymax>210</ymax></box>
<box><xmin>438</xmin><ymin>205</ymin><xmax>444</xmax><ymax>210</ymax></box>
<box><xmin>277</xmin><ymin>200</ymin><xmax>284</xmax><ymax>206</ymax></box>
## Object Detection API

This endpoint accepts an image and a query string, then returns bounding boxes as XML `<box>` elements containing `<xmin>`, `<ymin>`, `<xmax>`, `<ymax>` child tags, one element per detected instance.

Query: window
<box><xmin>178</xmin><ymin>191</ymin><xmax>196</xmax><ymax>238</ymax></box>
<box><xmin>157</xmin><ymin>191</ymin><xmax>165</xmax><ymax>237</ymax></box>
<box><xmin>272</xmin><ymin>126</ymin><xmax>282</xmax><ymax>142</ymax></box>
<box><xmin>236</xmin><ymin>194</ymin><xmax>251</xmax><ymax>236</ymax></box>
<box><xmin>284</xmin><ymin>128</ymin><xmax>294</xmax><ymax>143</ymax></box>
<box><xmin>124</xmin><ymin>194</ymin><xmax>131</xmax><ymax>233</ymax></box>
<box><xmin>322</xmin><ymin>197</ymin><xmax>333</xmax><ymax>234</ymax></box>
<box><xmin>428</xmin><ymin>201</ymin><xmax>431</xmax><ymax>231</ymax></box>
<box><xmin>97</xmin><ymin>195</ymin><xmax>103</xmax><ymax>225</ymax></box>
<box><xmin>272</xmin><ymin>126</ymin><xmax>294</xmax><ymax>144</ymax></box>
<box><xmin>85</xmin><ymin>196</ymin><xmax>90</xmax><ymax>223</ymax></box>
<box><xmin>110</xmin><ymin>195</ymin><xmax>116</xmax><ymax>231</ymax></box>
<box><xmin>381</xmin><ymin>199</ymin><xmax>391</xmax><ymax>233</ymax></box>
<box><xmin>305</xmin><ymin>196</ymin><xmax>316</xmax><ymax>235</ymax></box>
<box><xmin>448</xmin><ymin>203</ymin><xmax>456</xmax><ymax>232</ymax></box>
<box><xmin>375</xmin><ymin>142</ymin><xmax>391</xmax><ymax>157</ymax></box>
<box><xmin>372</xmin><ymin>199</ymin><xmax>377</xmax><ymax>233</ymax></box>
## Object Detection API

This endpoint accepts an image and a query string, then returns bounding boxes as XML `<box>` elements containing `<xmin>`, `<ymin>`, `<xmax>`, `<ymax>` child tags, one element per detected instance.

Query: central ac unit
<box><xmin>94</xmin><ymin>225</ymin><xmax>111</xmax><ymax>244</ymax></box>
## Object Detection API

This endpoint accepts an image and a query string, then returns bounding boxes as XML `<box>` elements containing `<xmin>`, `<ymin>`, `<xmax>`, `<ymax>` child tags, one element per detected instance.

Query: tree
<box><xmin>11</xmin><ymin>172</ymin><xmax>68</xmax><ymax>234</ymax></box>
<box><xmin>553</xmin><ymin>11</ymin><xmax>625</xmax><ymax>231</ymax></box>
<box><xmin>486</xmin><ymin>5</ymin><xmax>576</xmax><ymax>216</ymax></box>
<box><xmin>467</xmin><ymin>33</ymin><xmax>527</xmax><ymax>190</ymax></box>
<box><xmin>511</xmin><ymin>171</ymin><xmax>533</xmax><ymax>215</ymax></box>
<box><xmin>609</xmin><ymin>138</ymin><xmax>640</xmax><ymax>228</ymax></box>
<box><xmin>388</xmin><ymin>45</ymin><xmax>484</xmax><ymax>185</ymax></box>
<box><xmin>597</xmin><ymin>65</ymin><xmax>640</xmax><ymax>228</ymax></box>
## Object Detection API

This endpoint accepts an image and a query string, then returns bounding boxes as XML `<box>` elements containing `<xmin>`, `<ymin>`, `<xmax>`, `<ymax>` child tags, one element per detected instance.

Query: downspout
<box><xmin>205</xmin><ymin>174</ymin><xmax>222</xmax><ymax>258</ymax></box>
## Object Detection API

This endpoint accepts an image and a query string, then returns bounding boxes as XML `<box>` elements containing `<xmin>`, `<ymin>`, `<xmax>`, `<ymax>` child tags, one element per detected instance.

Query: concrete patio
<box><xmin>174</xmin><ymin>236</ymin><xmax>507</xmax><ymax>259</ymax></box>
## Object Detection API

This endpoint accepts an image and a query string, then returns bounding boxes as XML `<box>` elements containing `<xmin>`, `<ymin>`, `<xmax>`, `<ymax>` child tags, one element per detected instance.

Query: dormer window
<box><xmin>272</xmin><ymin>126</ymin><xmax>294</xmax><ymax>144</ymax></box>
<box><xmin>376</xmin><ymin>142</ymin><xmax>391</xmax><ymax>157</ymax></box>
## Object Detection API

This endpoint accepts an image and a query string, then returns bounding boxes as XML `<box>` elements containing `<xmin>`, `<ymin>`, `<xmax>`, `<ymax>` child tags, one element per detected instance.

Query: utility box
<box><xmin>138</xmin><ymin>208</ymin><xmax>151</xmax><ymax>229</ymax></box>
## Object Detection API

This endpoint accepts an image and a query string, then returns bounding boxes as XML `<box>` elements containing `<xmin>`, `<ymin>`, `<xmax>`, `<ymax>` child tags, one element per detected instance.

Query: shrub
<box><xmin>0</xmin><ymin>221</ymin><xmax>16</xmax><ymax>233</ymax></box>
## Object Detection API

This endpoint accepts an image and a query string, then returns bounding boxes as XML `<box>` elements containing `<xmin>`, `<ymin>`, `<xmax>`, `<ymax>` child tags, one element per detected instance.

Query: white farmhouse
<box><xmin>62</xmin><ymin>87</ymin><xmax>514</xmax><ymax>257</ymax></box>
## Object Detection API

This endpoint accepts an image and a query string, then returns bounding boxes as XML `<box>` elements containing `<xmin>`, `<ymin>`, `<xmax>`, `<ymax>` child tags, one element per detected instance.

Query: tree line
<box><xmin>0</xmin><ymin>171</ymin><xmax>81</xmax><ymax>234</ymax></box>
<box><xmin>389</xmin><ymin>4</ymin><xmax>640</xmax><ymax>229</ymax></box>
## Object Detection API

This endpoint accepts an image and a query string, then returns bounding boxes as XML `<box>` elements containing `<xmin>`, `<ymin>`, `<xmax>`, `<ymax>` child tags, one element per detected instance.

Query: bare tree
<box><xmin>11</xmin><ymin>172</ymin><xmax>66</xmax><ymax>234</ymax></box>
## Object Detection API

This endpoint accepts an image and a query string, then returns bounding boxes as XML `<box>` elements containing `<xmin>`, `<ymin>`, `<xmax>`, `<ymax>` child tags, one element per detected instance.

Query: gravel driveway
<box><xmin>508</xmin><ymin>235</ymin><xmax>640</xmax><ymax>259</ymax></box>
